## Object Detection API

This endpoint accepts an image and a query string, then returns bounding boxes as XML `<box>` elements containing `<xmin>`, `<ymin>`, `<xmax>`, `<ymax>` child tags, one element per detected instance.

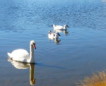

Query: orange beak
<box><xmin>33</xmin><ymin>44</ymin><xmax>36</xmax><ymax>49</ymax></box>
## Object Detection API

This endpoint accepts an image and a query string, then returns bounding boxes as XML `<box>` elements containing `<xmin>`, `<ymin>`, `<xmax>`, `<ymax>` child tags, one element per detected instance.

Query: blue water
<box><xmin>0</xmin><ymin>0</ymin><xmax>106</xmax><ymax>86</ymax></box>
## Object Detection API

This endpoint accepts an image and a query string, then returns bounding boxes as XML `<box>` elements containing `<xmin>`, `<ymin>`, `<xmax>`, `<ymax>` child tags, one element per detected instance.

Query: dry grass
<box><xmin>78</xmin><ymin>71</ymin><xmax>106</xmax><ymax>86</ymax></box>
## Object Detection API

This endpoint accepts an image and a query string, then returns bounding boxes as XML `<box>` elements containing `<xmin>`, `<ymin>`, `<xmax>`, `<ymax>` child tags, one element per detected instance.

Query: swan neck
<box><xmin>63</xmin><ymin>25</ymin><xmax>66</xmax><ymax>29</ymax></box>
<box><xmin>29</xmin><ymin>44</ymin><xmax>35</xmax><ymax>63</ymax></box>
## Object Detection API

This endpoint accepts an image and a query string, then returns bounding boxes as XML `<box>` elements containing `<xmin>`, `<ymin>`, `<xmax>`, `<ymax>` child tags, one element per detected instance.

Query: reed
<box><xmin>78</xmin><ymin>71</ymin><xmax>106</xmax><ymax>86</ymax></box>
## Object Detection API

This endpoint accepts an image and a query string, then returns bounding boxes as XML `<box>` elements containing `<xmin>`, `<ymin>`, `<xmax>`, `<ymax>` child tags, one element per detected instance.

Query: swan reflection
<box><xmin>8</xmin><ymin>59</ymin><xmax>36</xmax><ymax>85</ymax></box>
<box><xmin>55</xmin><ymin>29</ymin><xmax>69</xmax><ymax>35</ymax></box>
<box><xmin>54</xmin><ymin>38</ymin><xmax>61</xmax><ymax>44</ymax></box>
<box><xmin>48</xmin><ymin>38</ymin><xmax>61</xmax><ymax>44</ymax></box>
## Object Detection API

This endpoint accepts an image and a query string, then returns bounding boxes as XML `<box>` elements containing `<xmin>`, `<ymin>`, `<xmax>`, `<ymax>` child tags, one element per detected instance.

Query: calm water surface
<box><xmin>0</xmin><ymin>0</ymin><xmax>106</xmax><ymax>86</ymax></box>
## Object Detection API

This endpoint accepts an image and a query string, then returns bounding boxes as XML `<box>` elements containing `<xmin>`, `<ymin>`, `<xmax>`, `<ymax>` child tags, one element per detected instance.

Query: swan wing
<box><xmin>54</xmin><ymin>25</ymin><xmax>63</xmax><ymax>30</ymax></box>
<box><xmin>48</xmin><ymin>33</ymin><xmax>54</xmax><ymax>39</ymax></box>
<box><xmin>8</xmin><ymin>49</ymin><xmax>30</xmax><ymax>62</ymax></box>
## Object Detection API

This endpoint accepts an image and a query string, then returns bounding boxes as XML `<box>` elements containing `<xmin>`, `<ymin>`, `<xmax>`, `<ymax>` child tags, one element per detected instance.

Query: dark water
<box><xmin>0</xmin><ymin>0</ymin><xmax>106</xmax><ymax>86</ymax></box>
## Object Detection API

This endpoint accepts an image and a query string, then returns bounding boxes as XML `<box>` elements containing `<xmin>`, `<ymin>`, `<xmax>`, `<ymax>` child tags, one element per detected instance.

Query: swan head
<box><xmin>30</xmin><ymin>40</ymin><xmax>36</xmax><ymax>49</ymax></box>
<box><xmin>64</xmin><ymin>25</ymin><xmax>69</xmax><ymax>28</ymax></box>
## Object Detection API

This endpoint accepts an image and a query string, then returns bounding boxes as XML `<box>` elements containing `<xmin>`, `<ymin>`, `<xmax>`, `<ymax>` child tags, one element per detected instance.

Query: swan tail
<box><xmin>7</xmin><ymin>52</ymin><xmax>12</xmax><ymax>58</ymax></box>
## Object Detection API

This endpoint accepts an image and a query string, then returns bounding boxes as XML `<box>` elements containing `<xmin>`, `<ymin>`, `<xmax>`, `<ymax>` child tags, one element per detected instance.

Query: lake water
<box><xmin>0</xmin><ymin>0</ymin><xmax>106</xmax><ymax>86</ymax></box>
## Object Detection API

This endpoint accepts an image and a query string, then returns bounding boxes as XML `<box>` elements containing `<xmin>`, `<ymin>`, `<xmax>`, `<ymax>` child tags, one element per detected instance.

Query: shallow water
<box><xmin>0</xmin><ymin>0</ymin><xmax>106</xmax><ymax>86</ymax></box>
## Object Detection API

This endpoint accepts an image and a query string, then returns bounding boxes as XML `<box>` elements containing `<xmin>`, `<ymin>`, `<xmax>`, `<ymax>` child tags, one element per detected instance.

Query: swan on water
<box><xmin>53</xmin><ymin>24</ymin><xmax>69</xmax><ymax>30</ymax></box>
<box><xmin>7</xmin><ymin>40</ymin><xmax>36</xmax><ymax>63</ymax></box>
<box><xmin>48</xmin><ymin>30</ymin><xmax>60</xmax><ymax>40</ymax></box>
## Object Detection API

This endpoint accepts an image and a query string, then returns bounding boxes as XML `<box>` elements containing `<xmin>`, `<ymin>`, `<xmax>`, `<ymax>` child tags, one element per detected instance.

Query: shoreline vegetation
<box><xmin>78</xmin><ymin>71</ymin><xmax>106</xmax><ymax>86</ymax></box>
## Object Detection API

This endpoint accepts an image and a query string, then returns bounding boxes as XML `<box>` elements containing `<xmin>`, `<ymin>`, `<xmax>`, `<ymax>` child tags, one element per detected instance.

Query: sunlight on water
<box><xmin>0</xmin><ymin>0</ymin><xmax>105</xmax><ymax>32</ymax></box>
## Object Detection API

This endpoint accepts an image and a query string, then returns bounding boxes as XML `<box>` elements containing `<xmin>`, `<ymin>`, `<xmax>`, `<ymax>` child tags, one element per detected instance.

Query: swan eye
<box><xmin>32</xmin><ymin>43</ymin><xmax>36</xmax><ymax>49</ymax></box>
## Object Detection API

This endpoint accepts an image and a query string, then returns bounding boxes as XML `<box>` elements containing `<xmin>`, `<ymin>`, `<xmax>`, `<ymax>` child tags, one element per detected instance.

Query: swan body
<box><xmin>53</xmin><ymin>24</ymin><xmax>69</xmax><ymax>30</ymax></box>
<box><xmin>7</xmin><ymin>40</ymin><xmax>36</xmax><ymax>63</ymax></box>
<box><xmin>48</xmin><ymin>30</ymin><xmax>60</xmax><ymax>40</ymax></box>
<box><xmin>8</xmin><ymin>49</ymin><xmax>30</xmax><ymax>63</ymax></box>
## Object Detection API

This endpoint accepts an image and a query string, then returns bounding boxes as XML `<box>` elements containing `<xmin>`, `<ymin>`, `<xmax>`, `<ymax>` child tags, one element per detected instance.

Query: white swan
<box><xmin>7</xmin><ymin>40</ymin><xmax>36</xmax><ymax>63</ymax></box>
<box><xmin>48</xmin><ymin>30</ymin><xmax>60</xmax><ymax>40</ymax></box>
<box><xmin>53</xmin><ymin>24</ymin><xmax>69</xmax><ymax>30</ymax></box>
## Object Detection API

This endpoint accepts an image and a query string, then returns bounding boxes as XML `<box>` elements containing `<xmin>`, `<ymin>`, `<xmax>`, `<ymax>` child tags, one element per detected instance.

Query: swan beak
<box><xmin>33</xmin><ymin>43</ymin><xmax>36</xmax><ymax>49</ymax></box>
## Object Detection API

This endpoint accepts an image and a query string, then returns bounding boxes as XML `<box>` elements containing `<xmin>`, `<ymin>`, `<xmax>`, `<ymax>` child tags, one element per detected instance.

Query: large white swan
<box><xmin>7</xmin><ymin>40</ymin><xmax>36</xmax><ymax>63</ymax></box>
